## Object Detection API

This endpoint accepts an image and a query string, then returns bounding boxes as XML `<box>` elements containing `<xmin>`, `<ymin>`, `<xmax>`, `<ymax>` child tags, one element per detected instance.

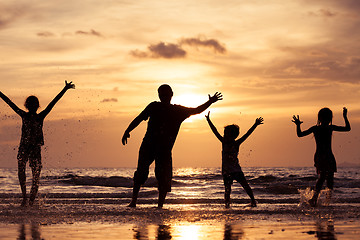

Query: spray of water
<box><xmin>298</xmin><ymin>187</ymin><xmax>332</xmax><ymax>207</ymax></box>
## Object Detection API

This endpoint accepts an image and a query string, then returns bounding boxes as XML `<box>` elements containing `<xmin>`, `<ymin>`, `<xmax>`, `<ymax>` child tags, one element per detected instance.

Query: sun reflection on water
<box><xmin>174</xmin><ymin>225</ymin><xmax>202</xmax><ymax>240</ymax></box>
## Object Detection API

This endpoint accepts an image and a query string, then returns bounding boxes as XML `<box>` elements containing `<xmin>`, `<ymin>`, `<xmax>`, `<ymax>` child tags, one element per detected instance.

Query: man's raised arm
<box><xmin>189</xmin><ymin>92</ymin><xmax>222</xmax><ymax>115</ymax></box>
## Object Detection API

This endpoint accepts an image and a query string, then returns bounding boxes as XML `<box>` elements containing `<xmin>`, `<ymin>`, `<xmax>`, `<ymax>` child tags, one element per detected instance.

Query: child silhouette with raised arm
<box><xmin>292</xmin><ymin>107</ymin><xmax>351</xmax><ymax>207</ymax></box>
<box><xmin>206</xmin><ymin>111</ymin><xmax>263</xmax><ymax>208</ymax></box>
<box><xmin>0</xmin><ymin>81</ymin><xmax>75</xmax><ymax>206</ymax></box>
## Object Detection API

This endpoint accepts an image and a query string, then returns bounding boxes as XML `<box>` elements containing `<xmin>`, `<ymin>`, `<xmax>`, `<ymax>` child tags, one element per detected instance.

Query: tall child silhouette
<box><xmin>122</xmin><ymin>84</ymin><xmax>222</xmax><ymax>208</ymax></box>
<box><xmin>292</xmin><ymin>107</ymin><xmax>350</xmax><ymax>207</ymax></box>
<box><xmin>0</xmin><ymin>81</ymin><xmax>75</xmax><ymax>206</ymax></box>
<box><xmin>205</xmin><ymin>111</ymin><xmax>263</xmax><ymax>208</ymax></box>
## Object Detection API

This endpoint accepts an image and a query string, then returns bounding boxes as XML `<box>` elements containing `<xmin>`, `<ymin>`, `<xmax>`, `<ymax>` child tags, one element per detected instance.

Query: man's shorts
<box><xmin>223</xmin><ymin>171</ymin><xmax>246</xmax><ymax>187</ymax></box>
<box><xmin>17</xmin><ymin>144</ymin><xmax>42</xmax><ymax>169</ymax></box>
<box><xmin>134</xmin><ymin>141</ymin><xmax>173</xmax><ymax>192</ymax></box>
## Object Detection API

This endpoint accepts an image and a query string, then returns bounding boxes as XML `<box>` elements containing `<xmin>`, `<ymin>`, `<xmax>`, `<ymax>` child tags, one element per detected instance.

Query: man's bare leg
<box><xmin>128</xmin><ymin>183</ymin><xmax>141</xmax><ymax>207</ymax></box>
<box><xmin>158</xmin><ymin>190</ymin><xmax>167</xmax><ymax>208</ymax></box>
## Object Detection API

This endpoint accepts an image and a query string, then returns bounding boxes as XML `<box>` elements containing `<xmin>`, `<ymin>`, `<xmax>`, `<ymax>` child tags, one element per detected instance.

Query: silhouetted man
<box><xmin>122</xmin><ymin>84</ymin><xmax>222</xmax><ymax>208</ymax></box>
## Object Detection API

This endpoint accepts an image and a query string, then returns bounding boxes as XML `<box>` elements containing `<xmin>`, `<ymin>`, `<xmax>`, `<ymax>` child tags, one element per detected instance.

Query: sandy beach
<box><xmin>1</xmin><ymin>201</ymin><xmax>359</xmax><ymax>239</ymax></box>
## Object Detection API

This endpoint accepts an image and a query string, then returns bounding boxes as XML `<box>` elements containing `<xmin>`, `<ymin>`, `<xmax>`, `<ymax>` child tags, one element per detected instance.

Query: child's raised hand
<box><xmin>255</xmin><ymin>117</ymin><xmax>264</xmax><ymax>125</ymax></box>
<box><xmin>292</xmin><ymin>115</ymin><xmax>303</xmax><ymax>125</ymax></box>
<box><xmin>65</xmin><ymin>80</ymin><xmax>75</xmax><ymax>90</ymax></box>
<box><xmin>208</xmin><ymin>92</ymin><xmax>223</xmax><ymax>103</ymax></box>
<box><xmin>343</xmin><ymin>107</ymin><xmax>348</xmax><ymax>117</ymax></box>
<box><xmin>205</xmin><ymin>111</ymin><xmax>210</xmax><ymax>120</ymax></box>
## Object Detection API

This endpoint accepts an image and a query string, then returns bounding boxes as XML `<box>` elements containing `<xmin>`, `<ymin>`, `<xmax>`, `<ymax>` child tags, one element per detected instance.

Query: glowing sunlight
<box><xmin>172</xmin><ymin>93</ymin><xmax>212</xmax><ymax>122</ymax></box>
<box><xmin>175</xmin><ymin>225</ymin><xmax>202</xmax><ymax>240</ymax></box>
<box><xmin>172</xmin><ymin>94</ymin><xmax>207</xmax><ymax>107</ymax></box>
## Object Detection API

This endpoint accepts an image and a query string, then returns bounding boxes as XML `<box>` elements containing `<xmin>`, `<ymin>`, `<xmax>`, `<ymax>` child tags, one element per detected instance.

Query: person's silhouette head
<box><xmin>224</xmin><ymin>124</ymin><xmax>240</xmax><ymax>140</ymax></box>
<box><xmin>24</xmin><ymin>96</ymin><xmax>40</xmax><ymax>113</ymax></box>
<box><xmin>318</xmin><ymin>107</ymin><xmax>333</xmax><ymax>126</ymax></box>
<box><xmin>158</xmin><ymin>84</ymin><xmax>173</xmax><ymax>104</ymax></box>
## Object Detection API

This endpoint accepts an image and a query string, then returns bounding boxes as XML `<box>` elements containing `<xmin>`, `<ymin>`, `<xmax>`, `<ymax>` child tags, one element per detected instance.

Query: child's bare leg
<box><xmin>224</xmin><ymin>184</ymin><xmax>231</xmax><ymax>208</ymax></box>
<box><xmin>309</xmin><ymin>191</ymin><xmax>320</xmax><ymax>207</ymax></box>
<box><xmin>309</xmin><ymin>172</ymin><xmax>326</xmax><ymax>207</ymax></box>
<box><xmin>29</xmin><ymin>164</ymin><xmax>42</xmax><ymax>206</ymax></box>
<box><xmin>326</xmin><ymin>172</ymin><xmax>334</xmax><ymax>191</ymax></box>
<box><xmin>18</xmin><ymin>160</ymin><xmax>27</xmax><ymax>206</ymax></box>
<box><xmin>239</xmin><ymin>180</ymin><xmax>256</xmax><ymax>207</ymax></box>
<box><xmin>234</xmin><ymin>172</ymin><xmax>256</xmax><ymax>207</ymax></box>
<box><xmin>325</xmin><ymin>172</ymin><xmax>334</xmax><ymax>202</ymax></box>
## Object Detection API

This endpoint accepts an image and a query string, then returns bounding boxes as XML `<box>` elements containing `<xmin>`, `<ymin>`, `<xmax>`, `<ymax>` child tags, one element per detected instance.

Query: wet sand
<box><xmin>1</xmin><ymin>202</ymin><xmax>360</xmax><ymax>239</ymax></box>
<box><xmin>1</xmin><ymin>220</ymin><xmax>359</xmax><ymax>240</ymax></box>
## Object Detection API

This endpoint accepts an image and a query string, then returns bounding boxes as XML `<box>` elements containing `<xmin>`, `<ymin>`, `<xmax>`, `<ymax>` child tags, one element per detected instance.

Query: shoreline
<box><xmin>1</xmin><ymin>202</ymin><xmax>360</xmax><ymax>239</ymax></box>
<box><xmin>0</xmin><ymin>196</ymin><xmax>302</xmax><ymax>204</ymax></box>
<box><xmin>1</xmin><ymin>202</ymin><xmax>360</xmax><ymax>224</ymax></box>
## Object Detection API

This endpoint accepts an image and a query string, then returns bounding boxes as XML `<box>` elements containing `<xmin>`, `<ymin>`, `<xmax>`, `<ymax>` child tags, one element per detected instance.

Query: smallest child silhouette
<box><xmin>0</xmin><ymin>81</ymin><xmax>75</xmax><ymax>206</ymax></box>
<box><xmin>206</xmin><ymin>111</ymin><xmax>263</xmax><ymax>208</ymax></box>
<box><xmin>292</xmin><ymin>107</ymin><xmax>351</xmax><ymax>207</ymax></box>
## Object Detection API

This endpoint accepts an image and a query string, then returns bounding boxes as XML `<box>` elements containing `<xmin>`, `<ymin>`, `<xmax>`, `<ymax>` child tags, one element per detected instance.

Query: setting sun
<box><xmin>172</xmin><ymin>94</ymin><xmax>208</xmax><ymax>107</ymax></box>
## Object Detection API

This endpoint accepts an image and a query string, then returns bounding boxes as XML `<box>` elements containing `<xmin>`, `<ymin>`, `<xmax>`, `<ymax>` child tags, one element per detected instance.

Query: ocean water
<box><xmin>1</xmin><ymin>167</ymin><xmax>359</xmax><ymax>205</ymax></box>
<box><xmin>1</xmin><ymin>167</ymin><xmax>360</xmax><ymax>239</ymax></box>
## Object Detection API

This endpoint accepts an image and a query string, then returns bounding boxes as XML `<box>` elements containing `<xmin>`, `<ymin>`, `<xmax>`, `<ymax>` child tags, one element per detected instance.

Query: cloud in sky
<box><xmin>36</xmin><ymin>29</ymin><xmax>103</xmax><ymax>39</ymax></box>
<box><xmin>37</xmin><ymin>31</ymin><xmax>55</xmax><ymax>37</ymax></box>
<box><xmin>131</xmin><ymin>42</ymin><xmax>186</xmax><ymax>59</ymax></box>
<box><xmin>265</xmin><ymin>44</ymin><xmax>360</xmax><ymax>82</ymax></box>
<box><xmin>101</xmin><ymin>98</ymin><xmax>118</xmax><ymax>103</ymax></box>
<box><xmin>321</xmin><ymin>0</ymin><xmax>360</xmax><ymax>12</ymax></box>
<box><xmin>75</xmin><ymin>29</ymin><xmax>103</xmax><ymax>38</ymax></box>
<box><xmin>130</xmin><ymin>37</ymin><xmax>226</xmax><ymax>59</ymax></box>
<box><xmin>36</xmin><ymin>29</ymin><xmax>104</xmax><ymax>39</ymax></box>
<box><xmin>0</xmin><ymin>3</ymin><xmax>27</xmax><ymax>29</ymax></box>
<box><xmin>180</xmin><ymin>37</ymin><xmax>226</xmax><ymax>54</ymax></box>
<box><xmin>308</xmin><ymin>9</ymin><xmax>337</xmax><ymax>17</ymax></box>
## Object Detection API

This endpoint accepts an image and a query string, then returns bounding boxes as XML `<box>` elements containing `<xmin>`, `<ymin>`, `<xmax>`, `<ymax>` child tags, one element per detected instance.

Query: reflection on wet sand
<box><xmin>157</xmin><ymin>225</ymin><xmax>172</xmax><ymax>240</ymax></box>
<box><xmin>224</xmin><ymin>223</ymin><xmax>244</xmax><ymax>240</ymax></box>
<box><xmin>133</xmin><ymin>224</ymin><xmax>173</xmax><ymax>240</ymax></box>
<box><xmin>302</xmin><ymin>220</ymin><xmax>338</xmax><ymax>240</ymax></box>
<box><xmin>18</xmin><ymin>224</ymin><xmax>43</xmax><ymax>240</ymax></box>
<box><xmin>12</xmin><ymin>219</ymin><xmax>345</xmax><ymax>240</ymax></box>
<box><xmin>132</xmin><ymin>223</ymin><xmax>244</xmax><ymax>240</ymax></box>
<box><xmin>130</xmin><ymin>220</ymin><xmax>341</xmax><ymax>240</ymax></box>
<box><xmin>315</xmin><ymin>220</ymin><xmax>337</xmax><ymax>240</ymax></box>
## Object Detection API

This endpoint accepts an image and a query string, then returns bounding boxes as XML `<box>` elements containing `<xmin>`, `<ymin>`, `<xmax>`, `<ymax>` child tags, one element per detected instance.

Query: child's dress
<box><xmin>222</xmin><ymin>139</ymin><xmax>242</xmax><ymax>175</ymax></box>
<box><xmin>313</xmin><ymin>125</ymin><xmax>337</xmax><ymax>173</ymax></box>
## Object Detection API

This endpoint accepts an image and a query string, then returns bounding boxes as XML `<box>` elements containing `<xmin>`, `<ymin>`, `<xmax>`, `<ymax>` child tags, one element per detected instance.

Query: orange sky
<box><xmin>1</xmin><ymin>0</ymin><xmax>360</xmax><ymax>168</ymax></box>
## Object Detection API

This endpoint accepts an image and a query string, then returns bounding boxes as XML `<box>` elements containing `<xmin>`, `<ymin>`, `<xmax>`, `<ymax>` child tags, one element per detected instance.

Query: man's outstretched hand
<box><xmin>122</xmin><ymin>132</ymin><xmax>130</xmax><ymax>145</ymax></box>
<box><xmin>208</xmin><ymin>92</ymin><xmax>223</xmax><ymax>103</ymax></box>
